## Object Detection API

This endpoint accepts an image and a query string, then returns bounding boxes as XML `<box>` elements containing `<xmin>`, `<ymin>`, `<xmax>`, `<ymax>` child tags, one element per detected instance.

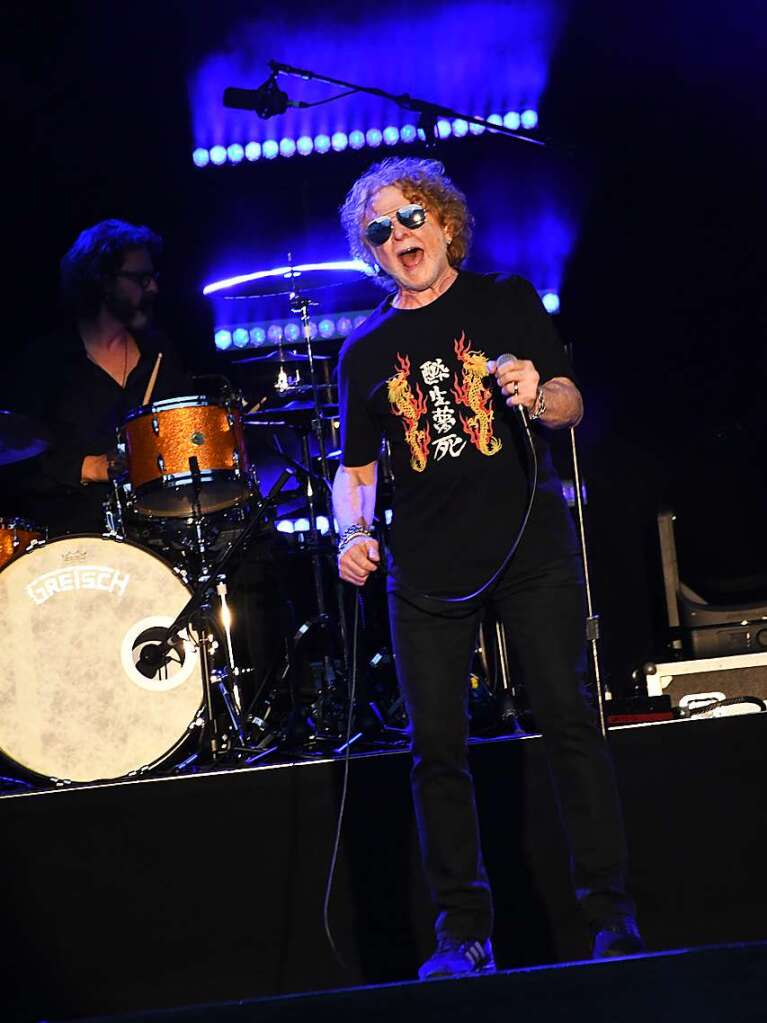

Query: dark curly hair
<box><xmin>60</xmin><ymin>219</ymin><xmax>163</xmax><ymax>317</ymax></box>
<box><xmin>339</xmin><ymin>157</ymin><xmax>473</xmax><ymax>290</ymax></box>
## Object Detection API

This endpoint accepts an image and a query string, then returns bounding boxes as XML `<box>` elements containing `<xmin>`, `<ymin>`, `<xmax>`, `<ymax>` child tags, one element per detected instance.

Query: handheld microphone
<box><xmin>494</xmin><ymin>352</ymin><xmax>526</xmax><ymax>416</ymax></box>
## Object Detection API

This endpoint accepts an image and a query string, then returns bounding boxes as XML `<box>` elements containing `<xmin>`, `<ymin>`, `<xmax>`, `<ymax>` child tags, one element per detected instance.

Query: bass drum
<box><xmin>0</xmin><ymin>535</ymin><xmax>203</xmax><ymax>784</ymax></box>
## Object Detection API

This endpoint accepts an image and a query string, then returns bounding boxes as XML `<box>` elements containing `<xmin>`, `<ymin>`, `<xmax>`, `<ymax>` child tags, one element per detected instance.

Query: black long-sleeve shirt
<box><xmin>5</xmin><ymin>326</ymin><xmax>193</xmax><ymax>535</ymax></box>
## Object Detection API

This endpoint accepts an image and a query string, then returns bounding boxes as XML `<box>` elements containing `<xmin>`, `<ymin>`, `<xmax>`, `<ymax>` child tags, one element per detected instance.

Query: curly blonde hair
<box><xmin>339</xmin><ymin>157</ymin><xmax>474</xmax><ymax>290</ymax></box>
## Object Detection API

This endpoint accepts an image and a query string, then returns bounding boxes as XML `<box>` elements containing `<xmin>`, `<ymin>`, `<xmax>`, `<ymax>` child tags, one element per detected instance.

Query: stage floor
<box><xmin>62</xmin><ymin>942</ymin><xmax>767</xmax><ymax>1023</ymax></box>
<box><xmin>2</xmin><ymin>715</ymin><xmax>766</xmax><ymax>1022</ymax></box>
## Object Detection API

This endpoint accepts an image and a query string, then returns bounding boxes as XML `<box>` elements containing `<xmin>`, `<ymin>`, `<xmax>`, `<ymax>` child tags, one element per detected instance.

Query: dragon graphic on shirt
<box><xmin>451</xmin><ymin>333</ymin><xmax>502</xmax><ymax>456</ymax></box>
<box><xmin>387</xmin><ymin>353</ymin><xmax>431</xmax><ymax>472</ymax></box>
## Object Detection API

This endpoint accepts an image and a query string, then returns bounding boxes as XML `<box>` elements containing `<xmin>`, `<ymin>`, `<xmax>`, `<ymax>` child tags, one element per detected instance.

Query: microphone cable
<box><xmin>422</xmin><ymin>404</ymin><xmax>538</xmax><ymax>605</ymax></box>
<box><xmin>322</xmin><ymin>590</ymin><xmax>361</xmax><ymax>967</ymax></box>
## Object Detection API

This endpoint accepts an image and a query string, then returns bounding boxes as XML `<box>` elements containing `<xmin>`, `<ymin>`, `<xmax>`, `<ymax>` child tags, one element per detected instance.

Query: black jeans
<box><xmin>387</xmin><ymin>551</ymin><xmax>634</xmax><ymax>941</ymax></box>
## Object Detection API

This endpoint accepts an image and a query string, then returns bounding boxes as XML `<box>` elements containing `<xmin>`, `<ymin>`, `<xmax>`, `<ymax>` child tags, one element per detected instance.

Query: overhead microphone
<box><xmin>223</xmin><ymin>75</ymin><xmax>297</xmax><ymax>118</ymax></box>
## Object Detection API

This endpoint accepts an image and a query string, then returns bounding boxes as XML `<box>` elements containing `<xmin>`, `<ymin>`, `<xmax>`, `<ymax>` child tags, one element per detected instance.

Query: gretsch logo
<box><xmin>27</xmin><ymin>565</ymin><xmax>130</xmax><ymax>606</ymax></box>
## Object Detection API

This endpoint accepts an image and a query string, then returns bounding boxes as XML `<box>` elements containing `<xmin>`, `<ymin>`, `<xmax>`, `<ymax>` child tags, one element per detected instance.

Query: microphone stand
<box><xmin>243</xmin><ymin>59</ymin><xmax>549</xmax><ymax>149</ymax></box>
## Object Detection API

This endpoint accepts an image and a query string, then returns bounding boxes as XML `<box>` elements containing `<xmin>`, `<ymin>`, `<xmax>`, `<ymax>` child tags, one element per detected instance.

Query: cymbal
<box><xmin>0</xmin><ymin>410</ymin><xmax>49</xmax><ymax>466</ymax></box>
<box><xmin>232</xmin><ymin>348</ymin><xmax>333</xmax><ymax>366</ymax></box>
<box><xmin>206</xmin><ymin>263</ymin><xmax>381</xmax><ymax>303</ymax></box>
<box><xmin>244</xmin><ymin>400</ymin><xmax>339</xmax><ymax>427</ymax></box>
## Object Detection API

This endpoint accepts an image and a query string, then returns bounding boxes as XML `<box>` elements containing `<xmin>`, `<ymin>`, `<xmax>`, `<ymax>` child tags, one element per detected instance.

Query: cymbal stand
<box><xmin>291</xmin><ymin>287</ymin><xmax>351</xmax><ymax>664</ymax></box>
<box><xmin>289</xmin><ymin>289</ymin><xmax>331</xmax><ymax>481</ymax></box>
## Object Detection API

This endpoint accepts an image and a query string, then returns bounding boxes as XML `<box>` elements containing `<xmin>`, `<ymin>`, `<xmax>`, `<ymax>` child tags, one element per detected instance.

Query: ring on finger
<box><xmin>510</xmin><ymin>381</ymin><xmax>519</xmax><ymax>397</ymax></box>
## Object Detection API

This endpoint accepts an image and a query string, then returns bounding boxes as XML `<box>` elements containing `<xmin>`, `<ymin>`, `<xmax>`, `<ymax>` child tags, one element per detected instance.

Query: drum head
<box><xmin>0</xmin><ymin>535</ymin><xmax>203</xmax><ymax>783</ymax></box>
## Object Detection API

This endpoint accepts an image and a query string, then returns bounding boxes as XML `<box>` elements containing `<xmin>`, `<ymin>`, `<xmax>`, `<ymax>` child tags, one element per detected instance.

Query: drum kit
<box><xmin>0</xmin><ymin>265</ymin><xmax>405</xmax><ymax>790</ymax></box>
<box><xmin>0</xmin><ymin>265</ymin><xmax>526</xmax><ymax>791</ymax></box>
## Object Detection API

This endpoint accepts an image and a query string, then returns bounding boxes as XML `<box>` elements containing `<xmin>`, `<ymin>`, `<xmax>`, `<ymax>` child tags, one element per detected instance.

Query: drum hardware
<box><xmin>132</xmin><ymin>467</ymin><xmax>295</xmax><ymax>761</ymax></box>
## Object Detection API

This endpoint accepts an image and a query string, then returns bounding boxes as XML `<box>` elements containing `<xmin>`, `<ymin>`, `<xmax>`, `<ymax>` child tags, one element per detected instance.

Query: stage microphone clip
<box><xmin>223</xmin><ymin>75</ymin><xmax>291</xmax><ymax>118</ymax></box>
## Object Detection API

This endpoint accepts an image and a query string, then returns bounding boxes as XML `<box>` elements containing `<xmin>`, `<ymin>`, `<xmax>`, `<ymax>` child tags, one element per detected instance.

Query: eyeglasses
<box><xmin>114</xmin><ymin>270</ymin><xmax>160</xmax><ymax>289</ymax></box>
<box><xmin>364</xmin><ymin>203</ymin><xmax>427</xmax><ymax>246</ymax></box>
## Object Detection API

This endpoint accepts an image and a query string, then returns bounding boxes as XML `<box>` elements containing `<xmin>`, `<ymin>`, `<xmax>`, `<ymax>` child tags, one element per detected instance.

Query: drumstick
<box><xmin>142</xmin><ymin>352</ymin><xmax>163</xmax><ymax>406</ymax></box>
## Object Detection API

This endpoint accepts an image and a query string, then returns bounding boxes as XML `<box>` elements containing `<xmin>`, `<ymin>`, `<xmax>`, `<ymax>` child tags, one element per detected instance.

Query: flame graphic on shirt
<box><xmin>387</xmin><ymin>353</ymin><xmax>431</xmax><ymax>472</ymax></box>
<box><xmin>451</xmin><ymin>333</ymin><xmax>502</xmax><ymax>457</ymax></box>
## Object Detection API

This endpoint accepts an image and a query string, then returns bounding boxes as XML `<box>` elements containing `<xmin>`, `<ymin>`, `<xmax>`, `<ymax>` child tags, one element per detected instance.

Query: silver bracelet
<box><xmin>337</xmin><ymin>524</ymin><xmax>373</xmax><ymax>555</ymax></box>
<box><xmin>529</xmin><ymin>385</ymin><xmax>547</xmax><ymax>421</ymax></box>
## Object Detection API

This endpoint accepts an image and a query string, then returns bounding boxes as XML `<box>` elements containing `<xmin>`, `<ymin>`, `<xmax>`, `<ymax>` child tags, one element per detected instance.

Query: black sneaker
<box><xmin>418</xmin><ymin>937</ymin><xmax>496</xmax><ymax>980</ymax></box>
<box><xmin>592</xmin><ymin>916</ymin><xmax>646</xmax><ymax>958</ymax></box>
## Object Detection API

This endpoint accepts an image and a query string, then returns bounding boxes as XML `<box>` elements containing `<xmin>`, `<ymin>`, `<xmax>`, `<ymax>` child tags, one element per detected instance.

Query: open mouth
<box><xmin>398</xmin><ymin>246</ymin><xmax>424</xmax><ymax>269</ymax></box>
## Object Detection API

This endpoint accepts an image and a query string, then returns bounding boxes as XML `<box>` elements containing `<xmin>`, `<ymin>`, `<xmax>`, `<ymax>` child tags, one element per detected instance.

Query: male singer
<box><xmin>333</xmin><ymin>157</ymin><xmax>644</xmax><ymax>979</ymax></box>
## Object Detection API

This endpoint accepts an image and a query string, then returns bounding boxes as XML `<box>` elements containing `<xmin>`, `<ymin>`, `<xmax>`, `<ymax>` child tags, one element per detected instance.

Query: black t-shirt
<box><xmin>338</xmin><ymin>271</ymin><xmax>578</xmax><ymax>593</ymax></box>
<box><xmin>4</xmin><ymin>326</ymin><xmax>193</xmax><ymax>535</ymax></box>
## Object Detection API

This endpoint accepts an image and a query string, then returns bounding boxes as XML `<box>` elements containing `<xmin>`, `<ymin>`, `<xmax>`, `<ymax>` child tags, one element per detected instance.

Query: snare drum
<box><xmin>0</xmin><ymin>534</ymin><xmax>203</xmax><ymax>783</ymax></box>
<box><xmin>121</xmin><ymin>395</ymin><xmax>251</xmax><ymax>518</ymax></box>
<box><xmin>0</xmin><ymin>517</ymin><xmax>44</xmax><ymax>571</ymax></box>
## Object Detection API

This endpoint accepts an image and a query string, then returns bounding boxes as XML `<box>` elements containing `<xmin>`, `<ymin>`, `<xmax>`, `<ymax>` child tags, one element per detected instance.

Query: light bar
<box><xmin>211</xmin><ymin>291</ymin><xmax>559</xmax><ymax>352</ymax></box>
<box><xmin>213</xmin><ymin>309</ymin><xmax>373</xmax><ymax>351</ymax></box>
<box><xmin>192</xmin><ymin>110</ymin><xmax>539</xmax><ymax>167</ymax></box>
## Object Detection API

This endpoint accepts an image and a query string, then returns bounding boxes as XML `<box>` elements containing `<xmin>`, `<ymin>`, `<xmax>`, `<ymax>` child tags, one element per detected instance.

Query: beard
<box><xmin>103</xmin><ymin>290</ymin><xmax>155</xmax><ymax>331</ymax></box>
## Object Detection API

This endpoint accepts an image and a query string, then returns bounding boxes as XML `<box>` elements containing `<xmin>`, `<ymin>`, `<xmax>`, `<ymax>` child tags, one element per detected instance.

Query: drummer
<box><xmin>8</xmin><ymin>219</ymin><xmax>193</xmax><ymax>536</ymax></box>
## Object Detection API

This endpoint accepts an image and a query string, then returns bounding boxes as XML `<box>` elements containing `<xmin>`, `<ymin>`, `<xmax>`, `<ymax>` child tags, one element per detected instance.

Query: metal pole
<box><xmin>569</xmin><ymin>425</ymin><xmax>608</xmax><ymax>738</ymax></box>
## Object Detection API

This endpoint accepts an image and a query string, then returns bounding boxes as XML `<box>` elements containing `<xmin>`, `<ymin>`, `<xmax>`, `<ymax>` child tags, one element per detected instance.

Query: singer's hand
<box><xmin>338</xmin><ymin>536</ymin><xmax>380</xmax><ymax>586</ymax></box>
<box><xmin>487</xmin><ymin>357</ymin><xmax>540</xmax><ymax>410</ymax></box>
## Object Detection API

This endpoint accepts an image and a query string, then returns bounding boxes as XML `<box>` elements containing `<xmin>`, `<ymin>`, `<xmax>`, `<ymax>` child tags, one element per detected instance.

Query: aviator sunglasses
<box><xmin>365</xmin><ymin>203</ymin><xmax>427</xmax><ymax>246</ymax></box>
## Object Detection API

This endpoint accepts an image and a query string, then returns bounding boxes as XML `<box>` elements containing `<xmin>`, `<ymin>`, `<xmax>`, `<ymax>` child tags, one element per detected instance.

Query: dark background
<box><xmin>2</xmin><ymin>0</ymin><xmax>766</xmax><ymax>694</ymax></box>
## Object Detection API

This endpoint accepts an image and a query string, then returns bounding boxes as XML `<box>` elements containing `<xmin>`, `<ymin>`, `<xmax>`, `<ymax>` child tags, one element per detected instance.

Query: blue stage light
<box><xmin>542</xmin><ymin>292</ymin><xmax>560</xmax><ymax>313</ymax></box>
<box><xmin>452</xmin><ymin>119</ymin><xmax>469</xmax><ymax>138</ymax></box>
<box><xmin>316</xmin><ymin>516</ymin><xmax>330</xmax><ymax>535</ymax></box>
<box><xmin>307</xmin><ymin>320</ymin><xmax>318</xmax><ymax>340</ymax></box>
<box><xmin>262</xmin><ymin>139</ymin><xmax>279</xmax><ymax>160</ymax></box>
<box><xmin>294</xmin><ymin>517</ymin><xmax>310</xmax><ymax>533</ymax></box>
<box><xmin>276</xmin><ymin>520</ymin><xmax>294</xmax><ymax>534</ymax></box>
<box><xmin>436</xmin><ymin>119</ymin><xmax>452</xmax><ymax>140</ymax></box>
<box><xmin>469</xmin><ymin>119</ymin><xmax>486</xmax><ymax>135</ymax></box>
<box><xmin>296</xmin><ymin>135</ymin><xmax>314</xmax><ymax>156</ymax></box>
<box><xmin>245</xmin><ymin>141</ymin><xmax>261</xmax><ymax>161</ymax></box>
<box><xmin>400</xmin><ymin>124</ymin><xmax>417</xmax><ymax>143</ymax></box>
<box><xmin>521</xmin><ymin>109</ymin><xmax>538</xmax><ymax>129</ymax></box>
<box><xmin>382</xmin><ymin>126</ymin><xmax>399</xmax><ymax>146</ymax></box>
<box><xmin>487</xmin><ymin>114</ymin><xmax>503</xmax><ymax>129</ymax></box>
<box><xmin>504</xmin><ymin>111</ymin><xmax>521</xmax><ymax>130</ymax></box>
<box><xmin>279</xmin><ymin>137</ymin><xmax>296</xmax><ymax>158</ymax></box>
<box><xmin>249</xmin><ymin>326</ymin><xmax>266</xmax><ymax>346</ymax></box>
<box><xmin>192</xmin><ymin>147</ymin><xmax>210</xmax><ymax>168</ymax></box>
<box><xmin>332</xmin><ymin>131</ymin><xmax>349</xmax><ymax>152</ymax></box>
<box><xmin>227</xmin><ymin>143</ymin><xmax>244</xmax><ymax>164</ymax></box>
<box><xmin>266</xmin><ymin>324</ymin><xmax>283</xmax><ymax>343</ymax></box>
<box><xmin>210</xmin><ymin>145</ymin><xmax>227</xmax><ymax>165</ymax></box>
<box><xmin>232</xmin><ymin>327</ymin><xmax>250</xmax><ymax>348</ymax></box>
<box><xmin>214</xmin><ymin>329</ymin><xmax>232</xmax><ymax>350</ymax></box>
<box><xmin>336</xmin><ymin>316</ymin><xmax>353</xmax><ymax>336</ymax></box>
<box><xmin>284</xmin><ymin>322</ymin><xmax>301</xmax><ymax>342</ymax></box>
<box><xmin>314</xmin><ymin>133</ymin><xmax>331</xmax><ymax>154</ymax></box>
<box><xmin>353</xmin><ymin>314</ymin><xmax>368</xmax><ymax>328</ymax></box>
<box><xmin>366</xmin><ymin>128</ymin><xmax>383</xmax><ymax>148</ymax></box>
<box><xmin>349</xmin><ymin>129</ymin><xmax>365</xmax><ymax>150</ymax></box>
<box><xmin>319</xmin><ymin>318</ymin><xmax>336</xmax><ymax>339</ymax></box>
